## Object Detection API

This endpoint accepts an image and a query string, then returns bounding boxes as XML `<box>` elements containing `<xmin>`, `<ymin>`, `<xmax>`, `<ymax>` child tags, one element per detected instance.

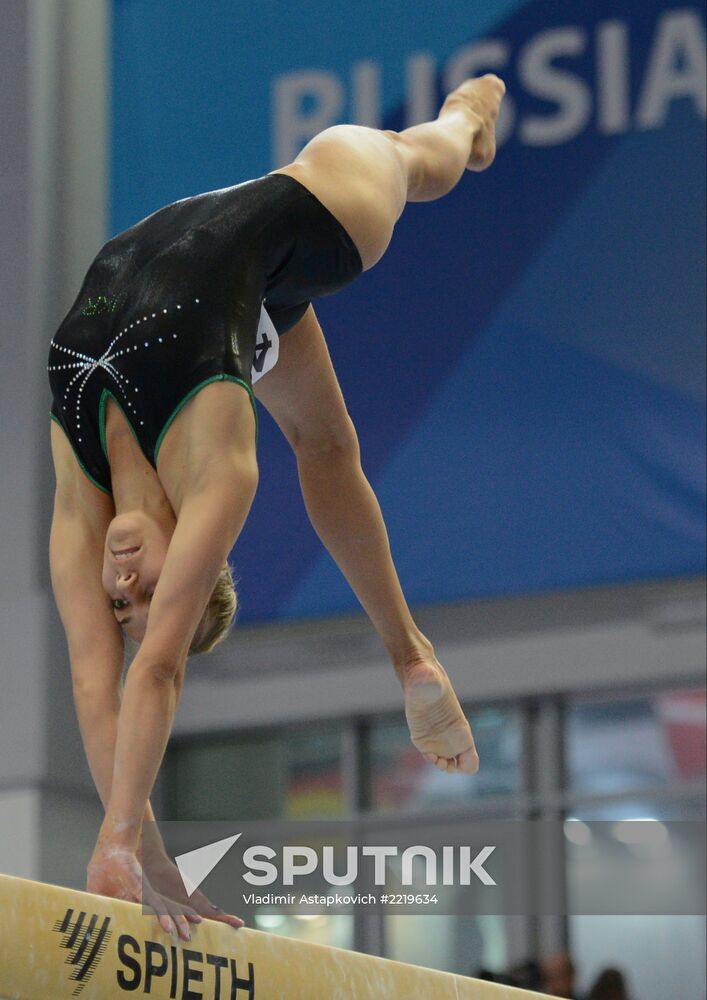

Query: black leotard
<box><xmin>48</xmin><ymin>173</ymin><xmax>362</xmax><ymax>494</ymax></box>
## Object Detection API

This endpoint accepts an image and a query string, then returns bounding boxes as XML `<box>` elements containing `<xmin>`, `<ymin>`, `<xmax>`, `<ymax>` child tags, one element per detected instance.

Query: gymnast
<box><xmin>48</xmin><ymin>75</ymin><xmax>506</xmax><ymax>939</ymax></box>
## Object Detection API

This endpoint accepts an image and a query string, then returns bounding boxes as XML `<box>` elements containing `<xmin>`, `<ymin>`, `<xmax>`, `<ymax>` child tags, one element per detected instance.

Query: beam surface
<box><xmin>0</xmin><ymin>874</ymin><xmax>547</xmax><ymax>999</ymax></box>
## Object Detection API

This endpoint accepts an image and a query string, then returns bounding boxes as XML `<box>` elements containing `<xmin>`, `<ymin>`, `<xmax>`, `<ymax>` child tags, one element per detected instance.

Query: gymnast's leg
<box><xmin>256</xmin><ymin>305</ymin><xmax>480</xmax><ymax>774</ymax></box>
<box><xmin>271</xmin><ymin>74</ymin><xmax>505</xmax><ymax>271</ymax></box>
<box><xmin>263</xmin><ymin>78</ymin><xmax>506</xmax><ymax>774</ymax></box>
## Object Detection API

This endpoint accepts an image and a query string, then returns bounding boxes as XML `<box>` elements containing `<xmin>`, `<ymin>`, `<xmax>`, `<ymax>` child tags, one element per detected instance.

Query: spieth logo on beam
<box><xmin>52</xmin><ymin>909</ymin><xmax>113</xmax><ymax>996</ymax></box>
<box><xmin>52</xmin><ymin>905</ymin><xmax>256</xmax><ymax>999</ymax></box>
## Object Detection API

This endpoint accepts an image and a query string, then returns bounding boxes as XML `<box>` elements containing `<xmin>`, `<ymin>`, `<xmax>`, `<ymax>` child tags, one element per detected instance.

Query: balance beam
<box><xmin>0</xmin><ymin>874</ymin><xmax>546</xmax><ymax>999</ymax></box>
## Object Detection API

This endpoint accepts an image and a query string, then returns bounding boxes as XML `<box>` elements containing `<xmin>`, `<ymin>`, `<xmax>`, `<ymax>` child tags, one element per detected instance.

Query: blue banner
<box><xmin>112</xmin><ymin>0</ymin><xmax>706</xmax><ymax>621</ymax></box>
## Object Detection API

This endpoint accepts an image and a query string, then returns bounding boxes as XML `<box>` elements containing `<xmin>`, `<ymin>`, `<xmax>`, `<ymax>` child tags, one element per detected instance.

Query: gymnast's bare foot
<box><xmin>441</xmin><ymin>74</ymin><xmax>506</xmax><ymax>172</ymax></box>
<box><xmin>402</xmin><ymin>656</ymin><xmax>479</xmax><ymax>774</ymax></box>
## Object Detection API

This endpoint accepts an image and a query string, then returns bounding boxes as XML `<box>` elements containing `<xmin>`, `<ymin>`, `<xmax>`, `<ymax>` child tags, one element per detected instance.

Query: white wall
<box><xmin>0</xmin><ymin>790</ymin><xmax>40</xmax><ymax>880</ymax></box>
<box><xmin>0</xmin><ymin>0</ymin><xmax>109</xmax><ymax>889</ymax></box>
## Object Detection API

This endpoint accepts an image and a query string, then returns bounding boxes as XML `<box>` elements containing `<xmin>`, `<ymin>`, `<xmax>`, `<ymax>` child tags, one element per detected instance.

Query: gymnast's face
<box><xmin>102</xmin><ymin>512</ymin><xmax>170</xmax><ymax>643</ymax></box>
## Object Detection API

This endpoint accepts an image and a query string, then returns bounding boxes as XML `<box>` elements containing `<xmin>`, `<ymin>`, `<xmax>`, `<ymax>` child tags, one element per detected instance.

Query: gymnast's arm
<box><xmin>48</xmin><ymin>475</ymin><xmax>163</xmax><ymax>853</ymax></box>
<box><xmin>93</xmin><ymin>451</ymin><xmax>258</xmax><ymax>864</ymax></box>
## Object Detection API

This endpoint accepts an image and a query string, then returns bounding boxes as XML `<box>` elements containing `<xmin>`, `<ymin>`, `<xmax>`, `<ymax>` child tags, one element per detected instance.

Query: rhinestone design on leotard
<box><xmin>81</xmin><ymin>292</ymin><xmax>127</xmax><ymax>317</ymax></box>
<box><xmin>47</xmin><ymin>299</ymin><xmax>200</xmax><ymax>442</ymax></box>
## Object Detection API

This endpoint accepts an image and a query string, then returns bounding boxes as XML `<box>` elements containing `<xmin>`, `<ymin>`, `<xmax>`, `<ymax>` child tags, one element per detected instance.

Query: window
<box><xmin>566</xmin><ymin>688</ymin><xmax>706</xmax><ymax>796</ymax></box>
<box><xmin>565</xmin><ymin>687</ymin><xmax>707</xmax><ymax>1000</ymax></box>
<box><xmin>166</xmin><ymin>727</ymin><xmax>345</xmax><ymax>821</ymax></box>
<box><xmin>163</xmin><ymin>683</ymin><xmax>706</xmax><ymax>995</ymax></box>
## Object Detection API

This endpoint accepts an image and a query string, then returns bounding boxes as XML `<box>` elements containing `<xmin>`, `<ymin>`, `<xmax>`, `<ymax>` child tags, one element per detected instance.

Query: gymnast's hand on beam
<box><xmin>141</xmin><ymin>849</ymin><xmax>245</xmax><ymax>932</ymax></box>
<box><xmin>87</xmin><ymin>841</ymin><xmax>204</xmax><ymax>942</ymax></box>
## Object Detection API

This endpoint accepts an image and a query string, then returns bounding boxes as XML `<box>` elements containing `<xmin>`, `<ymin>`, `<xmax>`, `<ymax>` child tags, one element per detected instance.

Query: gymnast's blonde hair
<box><xmin>189</xmin><ymin>562</ymin><xmax>238</xmax><ymax>656</ymax></box>
<box><xmin>122</xmin><ymin>564</ymin><xmax>237</xmax><ymax>661</ymax></box>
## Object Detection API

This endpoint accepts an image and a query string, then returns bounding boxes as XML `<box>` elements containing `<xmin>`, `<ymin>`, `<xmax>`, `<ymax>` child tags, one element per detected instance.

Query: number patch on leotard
<box><xmin>251</xmin><ymin>304</ymin><xmax>280</xmax><ymax>383</ymax></box>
